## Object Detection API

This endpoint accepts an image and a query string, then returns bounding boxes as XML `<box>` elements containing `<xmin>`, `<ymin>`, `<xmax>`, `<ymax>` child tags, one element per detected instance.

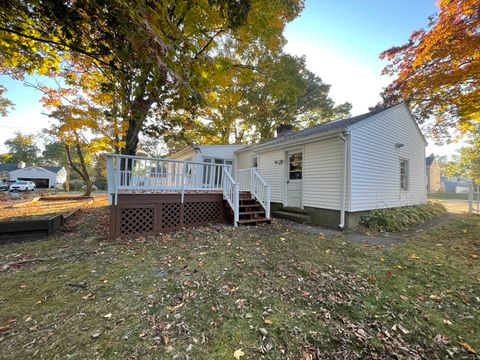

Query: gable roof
<box><xmin>42</xmin><ymin>166</ymin><xmax>64</xmax><ymax>174</ymax></box>
<box><xmin>237</xmin><ymin>102</ymin><xmax>426</xmax><ymax>153</ymax></box>
<box><xmin>0</xmin><ymin>163</ymin><xmax>20</xmax><ymax>172</ymax></box>
<box><xmin>426</xmin><ymin>155</ymin><xmax>435</xmax><ymax>166</ymax></box>
<box><xmin>3</xmin><ymin>164</ymin><xmax>64</xmax><ymax>174</ymax></box>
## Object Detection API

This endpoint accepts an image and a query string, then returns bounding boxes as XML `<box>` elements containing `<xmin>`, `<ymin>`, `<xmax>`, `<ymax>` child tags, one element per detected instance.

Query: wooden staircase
<box><xmin>225</xmin><ymin>191</ymin><xmax>271</xmax><ymax>226</ymax></box>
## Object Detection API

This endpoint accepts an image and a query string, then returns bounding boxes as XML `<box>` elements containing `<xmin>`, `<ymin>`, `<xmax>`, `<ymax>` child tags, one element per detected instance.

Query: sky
<box><xmin>0</xmin><ymin>0</ymin><xmax>465</xmax><ymax>156</ymax></box>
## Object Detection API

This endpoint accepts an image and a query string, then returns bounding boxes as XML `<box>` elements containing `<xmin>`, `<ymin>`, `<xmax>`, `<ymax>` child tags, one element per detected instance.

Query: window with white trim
<box><xmin>400</xmin><ymin>159</ymin><xmax>409</xmax><ymax>190</ymax></box>
<box><xmin>252</xmin><ymin>156</ymin><xmax>258</xmax><ymax>168</ymax></box>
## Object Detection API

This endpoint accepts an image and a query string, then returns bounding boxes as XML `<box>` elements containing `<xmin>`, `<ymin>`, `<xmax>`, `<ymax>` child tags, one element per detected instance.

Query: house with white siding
<box><xmin>1</xmin><ymin>162</ymin><xmax>67</xmax><ymax>188</ymax></box>
<box><xmin>168</xmin><ymin>103</ymin><xmax>427</xmax><ymax>229</ymax></box>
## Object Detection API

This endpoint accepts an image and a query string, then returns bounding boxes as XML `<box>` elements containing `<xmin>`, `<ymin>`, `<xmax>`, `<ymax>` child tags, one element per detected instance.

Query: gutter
<box><xmin>339</xmin><ymin>131</ymin><xmax>349</xmax><ymax>229</ymax></box>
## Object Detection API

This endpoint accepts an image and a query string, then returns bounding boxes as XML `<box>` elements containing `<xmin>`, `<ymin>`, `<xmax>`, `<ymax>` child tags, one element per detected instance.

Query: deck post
<box><xmin>266</xmin><ymin>185</ymin><xmax>271</xmax><ymax>219</ymax></box>
<box><xmin>181</xmin><ymin>161</ymin><xmax>186</xmax><ymax>203</ymax></box>
<box><xmin>234</xmin><ymin>183</ymin><xmax>240</xmax><ymax>227</ymax></box>
<box><xmin>106</xmin><ymin>155</ymin><xmax>115</xmax><ymax>205</ymax></box>
<box><xmin>114</xmin><ymin>155</ymin><xmax>120</xmax><ymax>205</ymax></box>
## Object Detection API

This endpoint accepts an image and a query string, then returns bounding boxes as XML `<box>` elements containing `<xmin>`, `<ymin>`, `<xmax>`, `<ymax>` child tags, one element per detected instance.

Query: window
<box><xmin>252</xmin><ymin>156</ymin><xmax>258</xmax><ymax>168</ymax></box>
<box><xmin>289</xmin><ymin>152</ymin><xmax>302</xmax><ymax>180</ymax></box>
<box><xmin>400</xmin><ymin>159</ymin><xmax>409</xmax><ymax>190</ymax></box>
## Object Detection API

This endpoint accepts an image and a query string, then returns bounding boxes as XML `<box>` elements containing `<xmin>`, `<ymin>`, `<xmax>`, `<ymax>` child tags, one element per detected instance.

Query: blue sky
<box><xmin>0</xmin><ymin>0</ymin><xmax>462</xmax><ymax>156</ymax></box>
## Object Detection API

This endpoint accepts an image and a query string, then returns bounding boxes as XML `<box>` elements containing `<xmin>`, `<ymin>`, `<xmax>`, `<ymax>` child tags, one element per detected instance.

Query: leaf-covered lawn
<box><xmin>0</xmin><ymin>199</ymin><xmax>93</xmax><ymax>222</ymax></box>
<box><xmin>0</xmin><ymin>206</ymin><xmax>479</xmax><ymax>359</ymax></box>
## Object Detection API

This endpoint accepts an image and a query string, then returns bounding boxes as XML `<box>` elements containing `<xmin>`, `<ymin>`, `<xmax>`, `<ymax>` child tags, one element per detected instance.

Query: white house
<box><xmin>169</xmin><ymin>144</ymin><xmax>249</xmax><ymax>167</ymax></box>
<box><xmin>169</xmin><ymin>103</ymin><xmax>427</xmax><ymax>228</ymax></box>
<box><xmin>2</xmin><ymin>162</ymin><xmax>67</xmax><ymax>188</ymax></box>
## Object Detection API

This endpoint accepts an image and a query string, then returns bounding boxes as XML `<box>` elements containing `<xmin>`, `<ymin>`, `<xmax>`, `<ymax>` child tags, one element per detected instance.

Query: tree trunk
<box><xmin>123</xmin><ymin>118</ymin><xmax>142</xmax><ymax>155</ymax></box>
<box><xmin>65</xmin><ymin>165</ymin><xmax>70</xmax><ymax>192</ymax></box>
<box><xmin>65</xmin><ymin>143</ymin><xmax>92</xmax><ymax>197</ymax></box>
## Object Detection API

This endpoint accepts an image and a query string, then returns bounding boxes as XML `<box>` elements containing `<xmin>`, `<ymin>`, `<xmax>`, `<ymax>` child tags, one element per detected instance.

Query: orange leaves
<box><xmin>381</xmin><ymin>0</ymin><xmax>480</xmax><ymax>138</ymax></box>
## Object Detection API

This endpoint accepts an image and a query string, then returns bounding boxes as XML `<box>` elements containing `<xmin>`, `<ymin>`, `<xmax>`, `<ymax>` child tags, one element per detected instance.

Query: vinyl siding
<box><xmin>349</xmin><ymin>104</ymin><xmax>426</xmax><ymax>211</ymax></box>
<box><xmin>169</xmin><ymin>148</ymin><xmax>199</xmax><ymax>161</ymax></box>
<box><xmin>256</xmin><ymin>149</ymin><xmax>285</xmax><ymax>203</ymax></box>
<box><xmin>236</xmin><ymin>149</ymin><xmax>255</xmax><ymax>170</ymax></box>
<box><xmin>303</xmin><ymin>137</ymin><xmax>345</xmax><ymax>210</ymax></box>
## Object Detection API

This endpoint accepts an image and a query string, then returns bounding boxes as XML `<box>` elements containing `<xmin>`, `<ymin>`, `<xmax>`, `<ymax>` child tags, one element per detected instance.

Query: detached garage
<box><xmin>9</xmin><ymin>166</ymin><xmax>67</xmax><ymax>188</ymax></box>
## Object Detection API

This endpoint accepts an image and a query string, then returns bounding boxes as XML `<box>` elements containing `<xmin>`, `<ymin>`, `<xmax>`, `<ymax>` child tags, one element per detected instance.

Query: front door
<box><xmin>286</xmin><ymin>150</ymin><xmax>303</xmax><ymax>208</ymax></box>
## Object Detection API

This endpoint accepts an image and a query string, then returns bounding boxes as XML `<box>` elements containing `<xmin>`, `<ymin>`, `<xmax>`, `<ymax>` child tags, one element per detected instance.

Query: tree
<box><xmin>1</xmin><ymin>0</ymin><xmax>305</xmax><ymax>155</ymax></box>
<box><xmin>380</xmin><ymin>0</ymin><xmax>479</xmax><ymax>141</ymax></box>
<box><xmin>154</xmin><ymin>53</ymin><xmax>351</xmax><ymax>146</ymax></box>
<box><xmin>0</xmin><ymin>85</ymin><xmax>13</xmax><ymax>116</ymax></box>
<box><xmin>3</xmin><ymin>132</ymin><xmax>39</xmax><ymax>164</ymax></box>
<box><xmin>441</xmin><ymin>134</ymin><xmax>480</xmax><ymax>184</ymax></box>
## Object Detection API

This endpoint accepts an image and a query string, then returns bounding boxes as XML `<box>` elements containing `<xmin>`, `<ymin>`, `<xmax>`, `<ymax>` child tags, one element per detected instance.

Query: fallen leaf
<box><xmin>162</xmin><ymin>335</ymin><xmax>169</xmax><ymax>345</ymax></box>
<box><xmin>103</xmin><ymin>313</ymin><xmax>113</xmax><ymax>319</ymax></box>
<box><xmin>82</xmin><ymin>293</ymin><xmax>96</xmax><ymax>300</ymax></box>
<box><xmin>0</xmin><ymin>319</ymin><xmax>16</xmax><ymax>332</ymax></box>
<box><xmin>409</xmin><ymin>254</ymin><xmax>420</xmax><ymax>260</ymax></box>
<box><xmin>233</xmin><ymin>348</ymin><xmax>245</xmax><ymax>359</ymax></box>
<box><xmin>91</xmin><ymin>331</ymin><xmax>101</xmax><ymax>339</ymax></box>
<box><xmin>259</xmin><ymin>327</ymin><xmax>268</xmax><ymax>336</ymax></box>
<box><xmin>443</xmin><ymin>319</ymin><xmax>452</xmax><ymax>326</ymax></box>
<box><xmin>264</xmin><ymin>319</ymin><xmax>273</xmax><ymax>325</ymax></box>
<box><xmin>434</xmin><ymin>334</ymin><xmax>449</xmax><ymax>345</ymax></box>
<box><xmin>461</xmin><ymin>342</ymin><xmax>476</xmax><ymax>354</ymax></box>
<box><xmin>167</xmin><ymin>302</ymin><xmax>184</xmax><ymax>313</ymax></box>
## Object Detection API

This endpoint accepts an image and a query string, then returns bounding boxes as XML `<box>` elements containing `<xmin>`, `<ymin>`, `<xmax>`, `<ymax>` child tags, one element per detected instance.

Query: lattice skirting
<box><xmin>109</xmin><ymin>193</ymin><xmax>224</xmax><ymax>239</ymax></box>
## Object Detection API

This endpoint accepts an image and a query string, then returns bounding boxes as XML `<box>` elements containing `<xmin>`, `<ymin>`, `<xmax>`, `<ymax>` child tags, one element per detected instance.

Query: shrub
<box><xmin>360</xmin><ymin>202</ymin><xmax>447</xmax><ymax>232</ymax></box>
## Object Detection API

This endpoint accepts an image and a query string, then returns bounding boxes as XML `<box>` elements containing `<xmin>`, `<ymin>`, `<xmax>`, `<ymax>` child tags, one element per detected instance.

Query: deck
<box><xmin>107</xmin><ymin>155</ymin><xmax>271</xmax><ymax>239</ymax></box>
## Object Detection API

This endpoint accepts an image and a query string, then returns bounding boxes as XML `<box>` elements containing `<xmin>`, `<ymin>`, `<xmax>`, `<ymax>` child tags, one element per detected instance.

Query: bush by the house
<box><xmin>360</xmin><ymin>202</ymin><xmax>447</xmax><ymax>232</ymax></box>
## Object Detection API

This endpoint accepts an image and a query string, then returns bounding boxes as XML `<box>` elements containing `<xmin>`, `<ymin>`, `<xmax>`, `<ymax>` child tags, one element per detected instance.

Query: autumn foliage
<box><xmin>380</xmin><ymin>0</ymin><xmax>480</xmax><ymax>139</ymax></box>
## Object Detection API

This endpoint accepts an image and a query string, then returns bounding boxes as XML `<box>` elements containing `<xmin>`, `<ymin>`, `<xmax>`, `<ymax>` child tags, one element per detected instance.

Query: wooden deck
<box><xmin>109</xmin><ymin>191</ymin><xmax>225</xmax><ymax>239</ymax></box>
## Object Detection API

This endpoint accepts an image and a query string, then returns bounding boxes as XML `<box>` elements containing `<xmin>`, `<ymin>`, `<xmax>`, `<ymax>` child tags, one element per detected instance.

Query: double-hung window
<box><xmin>400</xmin><ymin>159</ymin><xmax>409</xmax><ymax>190</ymax></box>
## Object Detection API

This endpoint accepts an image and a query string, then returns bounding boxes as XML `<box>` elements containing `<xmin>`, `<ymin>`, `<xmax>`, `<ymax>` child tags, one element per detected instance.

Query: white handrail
<box><xmin>223</xmin><ymin>167</ymin><xmax>239</xmax><ymax>226</ymax></box>
<box><xmin>236</xmin><ymin>168</ymin><xmax>271</xmax><ymax>219</ymax></box>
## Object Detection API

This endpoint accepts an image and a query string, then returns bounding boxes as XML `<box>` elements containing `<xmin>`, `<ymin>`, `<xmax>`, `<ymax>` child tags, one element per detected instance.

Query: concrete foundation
<box><xmin>271</xmin><ymin>202</ymin><xmax>369</xmax><ymax>229</ymax></box>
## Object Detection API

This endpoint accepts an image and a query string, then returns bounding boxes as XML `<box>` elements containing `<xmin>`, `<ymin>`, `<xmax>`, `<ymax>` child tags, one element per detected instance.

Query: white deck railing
<box><xmin>223</xmin><ymin>167</ymin><xmax>240</xmax><ymax>225</ymax></box>
<box><xmin>236</xmin><ymin>168</ymin><xmax>271</xmax><ymax>219</ymax></box>
<box><xmin>107</xmin><ymin>154</ymin><xmax>241</xmax><ymax>226</ymax></box>
<box><xmin>106</xmin><ymin>154</ymin><xmax>271</xmax><ymax>226</ymax></box>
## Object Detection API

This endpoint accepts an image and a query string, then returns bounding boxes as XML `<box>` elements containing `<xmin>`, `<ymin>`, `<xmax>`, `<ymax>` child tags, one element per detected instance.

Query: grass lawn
<box><xmin>0</xmin><ymin>205</ymin><xmax>479</xmax><ymax>359</ymax></box>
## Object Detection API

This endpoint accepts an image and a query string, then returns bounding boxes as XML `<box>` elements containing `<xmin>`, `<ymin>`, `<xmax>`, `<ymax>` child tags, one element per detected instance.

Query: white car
<box><xmin>10</xmin><ymin>180</ymin><xmax>36</xmax><ymax>191</ymax></box>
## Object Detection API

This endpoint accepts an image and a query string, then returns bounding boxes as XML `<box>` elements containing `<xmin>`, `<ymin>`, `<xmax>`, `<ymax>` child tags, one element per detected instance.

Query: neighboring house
<box><xmin>441</xmin><ymin>176</ymin><xmax>471</xmax><ymax>193</ymax></box>
<box><xmin>169</xmin><ymin>103</ymin><xmax>427</xmax><ymax>229</ymax></box>
<box><xmin>0</xmin><ymin>162</ymin><xmax>66</xmax><ymax>188</ymax></box>
<box><xmin>425</xmin><ymin>154</ymin><xmax>441</xmax><ymax>192</ymax></box>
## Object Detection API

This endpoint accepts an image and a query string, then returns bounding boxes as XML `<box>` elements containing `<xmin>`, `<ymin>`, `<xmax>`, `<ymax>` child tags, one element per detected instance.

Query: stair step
<box><xmin>238</xmin><ymin>218</ymin><xmax>271</xmax><ymax>225</ymax></box>
<box><xmin>272</xmin><ymin>210</ymin><xmax>311</xmax><ymax>224</ymax></box>
<box><xmin>239</xmin><ymin>204</ymin><xmax>261</xmax><ymax>208</ymax></box>
<box><xmin>239</xmin><ymin>210</ymin><xmax>265</xmax><ymax>215</ymax></box>
<box><xmin>239</xmin><ymin>199</ymin><xmax>257</xmax><ymax>203</ymax></box>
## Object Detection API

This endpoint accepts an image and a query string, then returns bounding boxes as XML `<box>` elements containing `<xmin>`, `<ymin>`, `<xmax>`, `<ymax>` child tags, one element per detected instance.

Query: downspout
<box><xmin>339</xmin><ymin>131</ymin><xmax>349</xmax><ymax>229</ymax></box>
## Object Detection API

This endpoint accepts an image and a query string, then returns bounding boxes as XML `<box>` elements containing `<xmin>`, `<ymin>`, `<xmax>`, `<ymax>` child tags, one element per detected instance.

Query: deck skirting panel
<box><xmin>110</xmin><ymin>192</ymin><xmax>225</xmax><ymax>239</ymax></box>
